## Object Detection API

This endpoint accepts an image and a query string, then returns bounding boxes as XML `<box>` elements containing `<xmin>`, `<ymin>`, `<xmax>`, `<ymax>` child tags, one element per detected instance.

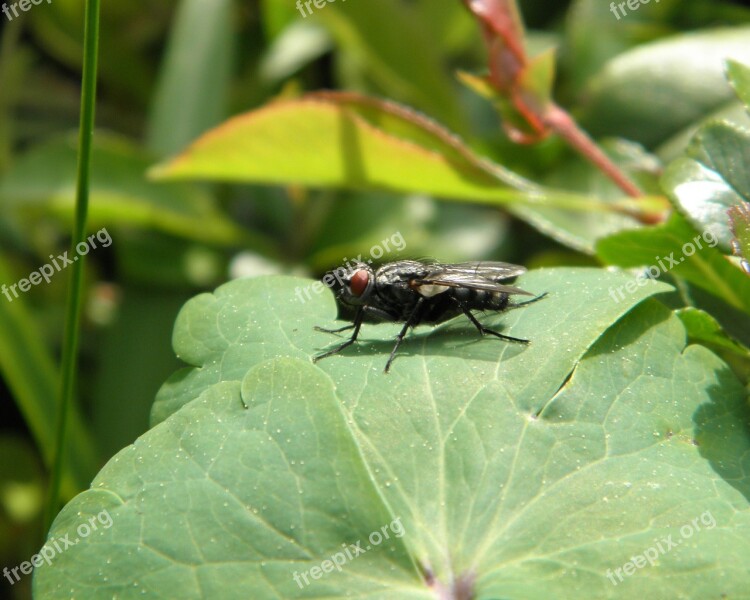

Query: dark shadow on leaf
<box><xmin>582</xmin><ymin>299</ymin><xmax>672</xmax><ymax>359</ymax></box>
<box><xmin>314</xmin><ymin>318</ymin><xmax>533</xmax><ymax>368</ymax></box>
<box><xmin>693</xmin><ymin>364</ymin><xmax>750</xmax><ymax>503</ymax></box>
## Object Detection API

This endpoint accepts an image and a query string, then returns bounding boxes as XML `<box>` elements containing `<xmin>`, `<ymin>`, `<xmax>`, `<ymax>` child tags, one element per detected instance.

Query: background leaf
<box><xmin>596</xmin><ymin>213</ymin><xmax>750</xmax><ymax>315</ymax></box>
<box><xmin>729</xmin><ymin>201</ymin><xmax>750</xmax><ymax>274</ymax></box>
<box><xmin>151</xmin><ymin>92</ymin><xmax>645</xmax><ymax>253</ymax></box>
<box><xmin>0</xmin><ymin>256</ymin><xmax>98</xmax><ymax>496</ymax></box>
<box><xmin>663</xmin><ymin>121</ymin><xmax>750</xmax><ymax>251</ymax></box>
<box><xmin>727</xmin><ymin>58</ymin><xmax>750</xmax><ymax>111</ymax></box>
<box><xmin>146</xmin><ymin>0</ymin><xmax>235</xmax><ymax>157</ymax></box>
<box><xmin>314</xmin><ymin>0</ymin><xmax>464</xmax><ymax>132</ymax></box>
<box><xmin>581</xmin><ymin>27</ymin><xmax>750</xmax><ymax>147</ymax></box>
<box><xmin>0</xmin><ymin>134</ymin><xmax>249</xmax><ymax>246</ymax></box>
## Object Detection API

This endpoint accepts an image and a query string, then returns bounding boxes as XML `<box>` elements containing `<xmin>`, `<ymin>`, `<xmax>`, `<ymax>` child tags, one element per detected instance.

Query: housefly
<box><xmin>313</xmin><ymin>260</ymin><xmax>545</xmax><ymax>373</ymax></box>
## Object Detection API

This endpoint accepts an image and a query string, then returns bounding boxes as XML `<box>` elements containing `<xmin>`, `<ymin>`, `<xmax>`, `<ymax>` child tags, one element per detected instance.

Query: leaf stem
<box><xmin>462</xmin><ymin>0</ymin><xmax>650</xmax><ymax>209</ymax></box>
<box><xmin>43</xmin><ymin>0</ymin><xmax>101</xmax><ymax>533</ymax></box>
<box><xmin>543</xmin><ymin>103</ymin><xmax>643</xmax><ymax>198</ymax></box>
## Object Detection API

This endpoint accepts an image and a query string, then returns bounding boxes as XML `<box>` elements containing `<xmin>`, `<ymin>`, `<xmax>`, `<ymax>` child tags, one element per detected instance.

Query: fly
<box><xmin>313</xmin><ymin>259</ymin><xmax>545</xmax><ymax>373</ymax></box>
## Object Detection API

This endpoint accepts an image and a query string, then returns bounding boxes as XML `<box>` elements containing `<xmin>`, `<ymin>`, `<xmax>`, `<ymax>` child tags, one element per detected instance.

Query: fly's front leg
<box><xmin>314</xmin><ymin>324</ymin><xmax>355</xmax><ymax>335</ymax></box>
<box><xmin>313</xmin><ymin>308</ymin><xmax>365</xmax><ymax>363</ymax></box>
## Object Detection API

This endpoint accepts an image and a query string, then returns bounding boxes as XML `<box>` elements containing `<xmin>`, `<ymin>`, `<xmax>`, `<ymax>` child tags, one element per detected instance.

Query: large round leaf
<box><xmin>34</xmin><ymin>270</ymin><xmax>750</xmax><ymax>598</ymax></box>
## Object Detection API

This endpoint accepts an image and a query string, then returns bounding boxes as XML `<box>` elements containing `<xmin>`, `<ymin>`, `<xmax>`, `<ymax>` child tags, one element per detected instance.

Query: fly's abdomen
<box><xmin>452</xmin><ymin>287</ymin><xmax>509</xmax><ymax>311</ymax></box>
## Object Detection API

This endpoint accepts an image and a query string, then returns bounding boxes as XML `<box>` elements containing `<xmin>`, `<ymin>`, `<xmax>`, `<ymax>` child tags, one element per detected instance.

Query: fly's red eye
<box><xmin>349</xmin><ymin>270</ymin><xmax>370</xmax><ymax>297</ymax></box>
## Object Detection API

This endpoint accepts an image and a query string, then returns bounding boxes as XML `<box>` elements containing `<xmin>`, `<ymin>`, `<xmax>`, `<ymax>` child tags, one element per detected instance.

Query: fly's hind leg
<box><xmin>454</xmin><ymin>298</ymin><xmax>529</xmax><ymax>344</ymax></box>
<box><xmin>507</xmin><ymin>292</ymin><xmax>548</xmax><ymax>310</ymax></box>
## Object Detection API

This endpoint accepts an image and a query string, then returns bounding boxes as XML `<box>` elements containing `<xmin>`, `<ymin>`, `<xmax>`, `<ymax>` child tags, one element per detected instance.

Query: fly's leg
<box><xmin>384</xmin><ymin>297</ymin><xmax>425</xmax><ymax>373</ymax></box>
<box><xmin>315</xmin><ymin>305</ymin><xmax>396</xmax><ymax>337</ymax></box>
<box><xmin>313</xmin><ymin>308</ymin><xmax>364</xmax><ymax>362</ymax></box>
<box><xmin>454</xmin><ymin>299</ymin><xmax>529</xmax><ymax>344</ymax></box>
<box><xmin>314</xmin><ymin>324</ymin><xmax>355</xmax><ymax>335</ymax></box>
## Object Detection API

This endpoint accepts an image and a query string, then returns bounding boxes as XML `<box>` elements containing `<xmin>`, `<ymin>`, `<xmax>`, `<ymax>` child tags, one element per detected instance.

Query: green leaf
<box><xmin>596</xmin><ymin>213</ymin><xmax>750</xmax><ymax>313</ymax></box>
<box><xmin>91</xmin><ymin>286</ymin><xmax>186</xmax><ymax>458</ymax></box>
<box><xmin>519</xmin><ymin>48</ymin><xmax>557</xmax><ymax>113</ymax></box>
<box><xmin>729</xmin><ymin>199</ymin><xmax>750</xmax><ymax>275</ymax></box>
<box><xmin>0</xmin><ymin>255</ymin><xmax>98</xmax><ymax>496</ymax></box>
<box><xmin>259</xmin><ymin>20</ymin><xmax>333</xmax><ymax>83</ymax></box>
<box><xmin>677</xmin><ymin>307</ymin><xmax>749</xmax><ymax>354</ymax></box>
<box><xmin>315</xmin><ymin>0</ymin><xmax>463</xmax><ymax>132</ymax></box>
<box><xmin>38</xmin><ymin>270</ymin><xmax>750</xmax><ymax>596</ymax></box>
<box><xmin>151</xmin><ymin>269</ymin><xmax>670</xmax><ymax>424</ymax></box>
<box><xmin>655</xmin><ymin>101</ymin><xmax>750</xmax><ymax>163</ymax></box>
<box><xmin>150</xmin><ymin>92</ymin><xmax>645</xmax><ymax>226</ymax></box>
<box><xmin>151</xmin><ymin>92</ymin><xmax>525</xmax><ymax>197</ymax></box>
<box><xmin>676</xmin><ymin>307</ymin><xmax>750</xmax><ymax>380</ymax></box>
<box><xmin>516</xmin><ymin>139</ymin><xmax>660</xmax><ymax>253</ymax></box>
<box><xmin>582</xmin><ymin>27</ymin><xmax>750</xmax><ymax>147</ymax></box>
<box><xmin>0</xmin><ymin>134</ymin><xmax>249</xmax><ymax>246</ymax></box>
<box><xmin>260</xmin><ymin>0</ymin><xmax>301</xmax><ymax>38</ymax></box>
<box><xmin>305</xmin><ymin>194</ymin><xmax>510</xmax><ymax>270</ymax></box>
<box><xmin>411</xmin><ymin>0</ymin><xmax>474</xmax><ymax>55</ymax></box>
<box><xmin>726</xmin><ymin>58</ymin><xmax>750</xmax><ymax>111</ymax></box>
<box><xmin>662</xmin><ymin>121</ymin><xmax>750</xmax><ymax>251</ymax></box>
<box><xmin>146</xmin><ymin>0</ymin><xmax>234</xmax><ymax>157</ymax></box>
<box><xmin>562</xmin><ymin>0</ymin><xmax>671</xmax><ymax>94</ymax></box>
<box><xmin>28</xmin><ymin>1</ymin><xmax>167</xmax><ymax>108</ymax></box>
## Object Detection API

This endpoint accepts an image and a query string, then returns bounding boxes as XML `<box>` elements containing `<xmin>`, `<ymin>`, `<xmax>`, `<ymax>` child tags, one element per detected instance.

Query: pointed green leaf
<box><xmin>150</xmin><ymin>92</ymin><xmax>646</xmax><ymax>222</ymax></box>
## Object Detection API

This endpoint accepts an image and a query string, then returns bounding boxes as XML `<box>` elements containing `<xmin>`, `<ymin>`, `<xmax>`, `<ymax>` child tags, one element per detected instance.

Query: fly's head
<box><xmin>331</xmin><ymin>261</ymin><xmax>376</xmax><ymax>307</ymax></box>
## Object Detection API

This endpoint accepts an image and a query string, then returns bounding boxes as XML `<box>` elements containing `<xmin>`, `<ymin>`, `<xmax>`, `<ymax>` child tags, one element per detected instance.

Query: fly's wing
<box><xmin>443</xmin><ymin>261</ymin><xmax>527</xmax><ymax>278</ymax></box>
<box><xmin>413</xmin><ymin>262</ymin><xmax>533</xmax><ymax>296</ymax></box>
